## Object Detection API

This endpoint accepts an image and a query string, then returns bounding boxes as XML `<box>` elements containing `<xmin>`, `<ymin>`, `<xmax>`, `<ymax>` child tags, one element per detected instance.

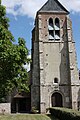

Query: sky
<box><xmin>2</xmin><ymin>0</ymin><xmax>80</xmax><ymax>70</ymax></box>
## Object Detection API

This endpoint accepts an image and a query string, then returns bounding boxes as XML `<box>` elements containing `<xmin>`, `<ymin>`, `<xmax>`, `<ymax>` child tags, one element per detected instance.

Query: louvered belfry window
<box><xmin>48</xmin><ymin>18</ymin><xmax>60</xmax><ymax>41</ymax></box>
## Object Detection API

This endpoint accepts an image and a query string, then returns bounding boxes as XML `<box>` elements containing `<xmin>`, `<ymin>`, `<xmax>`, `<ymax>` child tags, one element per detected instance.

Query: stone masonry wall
<box><xmin>38</xmin><ymin>13</ymin><xmax>72</xmax><ymax>113</ymax></box>
<box><xmin>0</xmin><ymin>103</ymin><xmax>11</xmax><ymax>114</ymax></box>
<box><xmin>67</xmin><ymin>17</ymin><xmax>80</xmax><ymax>109</ymax></box>
<box><xmin>31</xmin><ymin>10</ymin><xmax>80</xmax><ymax>113</ymax></box>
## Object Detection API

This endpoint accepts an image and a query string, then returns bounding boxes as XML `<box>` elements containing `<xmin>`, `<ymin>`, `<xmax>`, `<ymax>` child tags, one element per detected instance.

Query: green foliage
<box><xmin>31</xmin><ymin>107</ymin><xmax>39</xmax><ymax>114</ymax></box>
<box><xmin>0</xmin><ymin>1</ymin><xmax>30</xmax><ymax>102</ymax></box>
<box><xmin>49</xmin><ymin>107</ymin><xmax>80</xmax><ymax>120</ymax></box>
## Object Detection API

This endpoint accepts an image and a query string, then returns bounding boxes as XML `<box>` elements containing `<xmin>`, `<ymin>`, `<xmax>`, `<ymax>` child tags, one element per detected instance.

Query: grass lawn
<box><xmin>0</xmin><ymin>114</ymin><xmax>58</xmax><ymax>120</ymax></box>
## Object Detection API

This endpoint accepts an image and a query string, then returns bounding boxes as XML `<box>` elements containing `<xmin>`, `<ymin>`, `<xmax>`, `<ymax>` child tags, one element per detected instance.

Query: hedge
<box><xmin>49</xmin><ymin>107</ymin><xmax>80</xmax><ymax>120</ymax></box>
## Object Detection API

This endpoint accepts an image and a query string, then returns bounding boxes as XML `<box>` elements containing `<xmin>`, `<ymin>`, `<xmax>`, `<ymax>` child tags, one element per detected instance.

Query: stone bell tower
<box><xmin>31</xmin><ymin>0</ymin><xmax>80</xmax><ymax>113</ymax></box>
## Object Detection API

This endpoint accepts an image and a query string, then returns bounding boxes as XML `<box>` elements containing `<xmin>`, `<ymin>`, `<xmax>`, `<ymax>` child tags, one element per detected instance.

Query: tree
<box><xmin>0</xmin><ymin>1</ymin><xmax>30</xmax><ymax>102</ymax></box>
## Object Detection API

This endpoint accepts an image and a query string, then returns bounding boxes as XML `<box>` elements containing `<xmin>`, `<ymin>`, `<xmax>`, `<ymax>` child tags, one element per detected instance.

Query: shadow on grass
<box><xmin>47</xmin><ymin>114</ymin><xmax>59</xmax><ymax>120</ymax></box>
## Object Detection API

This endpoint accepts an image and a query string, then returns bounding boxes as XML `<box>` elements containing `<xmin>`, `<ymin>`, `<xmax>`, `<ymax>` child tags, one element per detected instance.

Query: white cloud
<box><xmin>2</xmin><ymin>0</ymin><xmax>80</xmax><ymax>18</ymax></box>
<box><xmin>60</xmin><ymin>0</ymin><xmax>80</xmax><ymax>13</ymax></box>
<box><xmin>2</xmin><ymin>0</ymin><xmax>46</xmax><ymax>18</ymax></box>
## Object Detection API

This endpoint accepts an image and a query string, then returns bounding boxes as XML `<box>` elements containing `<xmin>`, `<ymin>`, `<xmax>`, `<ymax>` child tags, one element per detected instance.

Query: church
<box><xmin>31</xmin><ymin>0</ymin><xmax>80</xmax><ymax>113</ymax></box>
<box><xmin>0</xmin><ymin>0</ymin><xmax>80</xmax><ymax>114</ymax></box>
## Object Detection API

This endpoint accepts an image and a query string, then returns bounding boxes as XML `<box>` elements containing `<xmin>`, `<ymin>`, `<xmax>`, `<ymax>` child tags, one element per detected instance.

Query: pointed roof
<box><xmin>38</xmin><ymin>0</ymin><xmax>69</xmax><ymax>14</ymax></box>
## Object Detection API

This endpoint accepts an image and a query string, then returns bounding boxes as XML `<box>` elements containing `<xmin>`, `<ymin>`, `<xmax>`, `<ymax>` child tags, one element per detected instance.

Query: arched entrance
<box><xmin>51</xmin><ymin>92</ymin><xmax>63</xmax><ymax>107</ymax></box>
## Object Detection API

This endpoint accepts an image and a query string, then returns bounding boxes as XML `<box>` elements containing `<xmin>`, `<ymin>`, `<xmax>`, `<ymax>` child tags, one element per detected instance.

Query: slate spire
<box><xmin>38</xmin><ymin>0</ymin><xmax>69</xmax><ymax>14</ymax></box>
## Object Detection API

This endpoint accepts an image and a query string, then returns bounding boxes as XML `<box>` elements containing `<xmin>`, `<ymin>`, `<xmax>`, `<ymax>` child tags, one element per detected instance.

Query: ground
<box><xmin>0</xmin><ymin>114</ymin><xmax>59</xmax><ymax>120</ymax></box>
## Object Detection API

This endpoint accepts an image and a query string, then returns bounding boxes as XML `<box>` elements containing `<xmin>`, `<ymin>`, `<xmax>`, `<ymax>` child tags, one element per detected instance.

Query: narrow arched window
<box><xmin>55</xmin><ymin>18</ymin><xmax>60</xmax><ymax>28</ymax></box>
<box><xmin>48</xmin><ymin>18</ymin><xmax>54</xmax><ymax>40</ymax></box>
<box><xmin>55</xmin><ymin>18</ymin><xmax>60</xmax><ymax>40</ymax></box>
<box><xmin>49</xmin><ymin>18</ymin><xmax>53</xmax><ymax>27</ymax></box>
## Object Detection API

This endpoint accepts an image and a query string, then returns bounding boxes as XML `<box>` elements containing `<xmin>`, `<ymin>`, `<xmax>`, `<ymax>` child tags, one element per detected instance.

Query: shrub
<box><xmin>31</xmin><ymin>107</ymin><xmax>39</xmax><ymax>114</ymax></box>
<box><xmin>49</xmin><ymin>107</ymin><xmax>80</xmax><ymax>120</ymax></box>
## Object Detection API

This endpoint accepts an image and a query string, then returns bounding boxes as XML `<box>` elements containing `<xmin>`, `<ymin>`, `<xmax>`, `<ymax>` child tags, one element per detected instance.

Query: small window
<box><xmin>49</xmin><ymin>18</ymin><xmax>53</xmax><ymax>27</ymax></box>
<box><xmin>49</xmin><ymin>30</ymin><xmax>54</xmax><ymax>37</ymax></box>
<box><xmin>49</xmin><ymin>30</ymin><xmax>54</xmax><ymax>40</ymax></box>
<box><xmin>55</xmin><ymin>18</ymin><xmax>60</xmax><ymax>28</ymax></box>
<box><xmin>48</xmin><ymin>18</ymin><xmax>54</xmax><ymax>30</ymax></box>
<box><xmin>54</xmin><ymin>78</ymin><xmax>58</xmax><ymax>83</ymax></box>
<box><xmin>55</xmin><ymin>30</ymin><xmax>60</xmax><ymax>40</ymax></box>
<box><xmin>48</xmin><ymin>18</ymin><xmax>54</xmax><ymax>40</ymax></box>
<box><xmin>55</xmin><ymin>18</ymin><xmax>60</xmax><ymax>40</ymax></box>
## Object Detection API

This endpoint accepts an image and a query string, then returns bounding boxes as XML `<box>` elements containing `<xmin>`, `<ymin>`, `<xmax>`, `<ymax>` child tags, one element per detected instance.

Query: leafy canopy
<box><xmin>0</xmin><ymin>0</ymin><xmax>30</xmax><ymax>102</ymax></box>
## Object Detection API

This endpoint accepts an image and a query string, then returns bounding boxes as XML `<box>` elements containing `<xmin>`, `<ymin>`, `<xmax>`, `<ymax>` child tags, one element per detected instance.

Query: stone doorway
<box><xmin>51</xmin><ymin>92</ymin><xmax>63</xmax><ymax>107</ymax></box>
